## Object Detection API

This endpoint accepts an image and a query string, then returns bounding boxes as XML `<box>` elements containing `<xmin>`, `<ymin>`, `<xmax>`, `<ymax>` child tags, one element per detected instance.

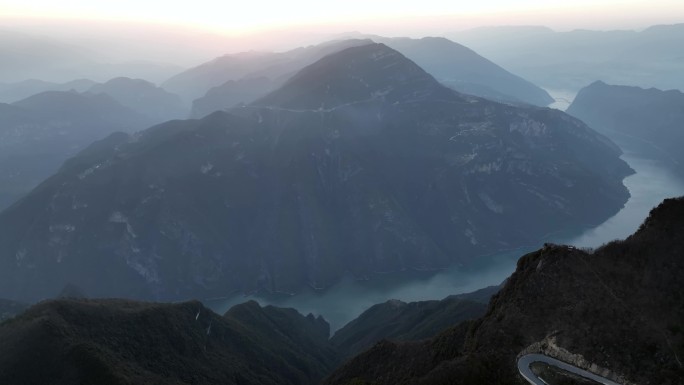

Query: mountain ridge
<box><xmin>0</xmin><ymin>43</ymin><xmax>631</xmax><ymax>302</ymax></box>
<box><xmin>324</xmin><ymin>197</ymin><xmax>684</xmax><ymax>385</ymax></box>
<box><xmin>0</xmin><ymin>298</ymin><xmax>337</xmax><ymax>385</ymax></box>
<box><xmin>567</xmin><ymin>81</ymin><xmax>684</xmax><ymax>169</ymax></box>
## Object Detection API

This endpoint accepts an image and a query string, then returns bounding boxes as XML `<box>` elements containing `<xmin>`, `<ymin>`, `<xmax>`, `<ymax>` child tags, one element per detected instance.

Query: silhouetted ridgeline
<box><xmin>330</xmin><ymin>286</ymin><xmax>498</xmax><ymax>361</ymax></box>
<box><xmin>325</xmin><ymin>197</ymin><xmax>684</xmax><ymax>385</ymax></box>
<box><xmin>0</xmin><ymin>299</ymin><xmax>337</xmax><ymax>385</ymax></box>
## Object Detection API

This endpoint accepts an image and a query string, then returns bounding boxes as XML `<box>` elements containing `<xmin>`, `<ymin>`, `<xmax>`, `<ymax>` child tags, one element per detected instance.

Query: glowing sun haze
<box><xmin>1</xmin><ymin>0</ymin><xmax>683</xmax><ymax>33</ymax></box>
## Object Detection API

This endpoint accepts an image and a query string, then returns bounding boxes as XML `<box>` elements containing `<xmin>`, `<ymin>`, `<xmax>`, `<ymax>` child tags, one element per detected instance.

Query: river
<box><xmin>205</xmin><ymin>126</ymin><xmax>684</xmax><ymax>331</ymax></box>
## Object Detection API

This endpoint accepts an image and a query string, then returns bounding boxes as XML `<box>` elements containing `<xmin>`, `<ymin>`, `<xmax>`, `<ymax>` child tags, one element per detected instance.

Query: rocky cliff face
<box><xmin>325</xmin><ymin>197</ymin><xmax>684</xmax><ymax>385</ymax></box>
<box><xmin>0</xmin><ymin>43</ymin><xmax>631</xmax><ymax>302</ymax></box>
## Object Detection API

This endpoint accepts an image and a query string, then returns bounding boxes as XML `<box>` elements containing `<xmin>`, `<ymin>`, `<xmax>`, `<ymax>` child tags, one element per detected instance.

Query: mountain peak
<box><xmin>253</xmin><ymin>43</ymin><xmax>454</xmax><ymax>110</ymax></box>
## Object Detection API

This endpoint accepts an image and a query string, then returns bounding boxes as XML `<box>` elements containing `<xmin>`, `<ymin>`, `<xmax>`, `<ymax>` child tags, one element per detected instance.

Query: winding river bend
<box><xmin>206</xmin><ymin>141</ymin><xmax>684</xmax><ymax>331</ymax></box>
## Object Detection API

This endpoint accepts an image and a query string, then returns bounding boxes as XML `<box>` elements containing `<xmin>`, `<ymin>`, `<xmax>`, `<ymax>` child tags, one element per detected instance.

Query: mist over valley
<box><xmin>1</xmin><ymin>5</ymin><xmax>683</xmax><ymax>384</ymax></box>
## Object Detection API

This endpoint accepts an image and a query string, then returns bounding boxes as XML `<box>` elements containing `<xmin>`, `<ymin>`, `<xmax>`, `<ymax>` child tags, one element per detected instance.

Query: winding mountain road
<box><xmin>518</xmin><ymin>354</ymin><xmax>621</xmax><ymax>385</ymax></box>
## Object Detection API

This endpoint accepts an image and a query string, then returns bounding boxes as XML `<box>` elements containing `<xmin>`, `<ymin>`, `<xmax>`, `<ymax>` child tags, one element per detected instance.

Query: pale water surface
<box><xmin>545</xmin><ymin>88</ymin><xmax>577</xmax><ymax>111</ymax></box>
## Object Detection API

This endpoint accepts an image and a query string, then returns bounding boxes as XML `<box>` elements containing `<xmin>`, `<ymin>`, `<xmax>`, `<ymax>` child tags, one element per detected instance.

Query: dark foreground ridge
<box><xmin>0</xmin><ymin>299</ymin><xmax>336</xmax><ymax>385</ymax></box>
<box><xmin>325</xmin><ymin>197</ymin><xmax>684</xmax><ymax>385</ymax></box>
<box><xmin>0</xmin><ymin>286</ymin><xmax>492</xmax><ymax>385</ymax></box>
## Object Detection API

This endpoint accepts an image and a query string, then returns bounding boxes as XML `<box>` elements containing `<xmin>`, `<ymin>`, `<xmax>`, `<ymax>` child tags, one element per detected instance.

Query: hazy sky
<box><xmin>2</xmin><ymin>0</ymin><xmax>683</xmax><ymax>33</ymax></box>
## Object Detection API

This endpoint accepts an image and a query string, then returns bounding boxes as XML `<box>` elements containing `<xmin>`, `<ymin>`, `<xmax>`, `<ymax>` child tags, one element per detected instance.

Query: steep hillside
<box><xmin>330</xmin><ymin>286</ymin><xmax>498</xmax><ymax>360</ymax></box>
<box><xmin>0</xmin><ymin>299</ymin><xmax>337</xmax><ymax>385</ymax></box>
<box><xmin>325</xmin><ymin>197</ymin><xmax>684</xmax><ymax>385</ymax></box>
<box><xmin>0</xmin><ymin>44</ymin><xmax>631</xmax><ymax>302</ymax></box>
<box><xmin>191</xmin><ymin>77</ymin><xmax>274</xmax><ymax>118</ymax></box>
<box><xmin>0</xmin><ymin>78</ymin><xmax>96</xmax><ymax>103</ymax></box>
<box><xmin>0</xmin><ymin>91</ymin><xmax>153</xmax><ymax>209</ymax></box>
<box><xmin>567</xmin><ymin>81</ymin><xmax>684</xmax><ymax>168</ymax></box>
<box><xmin>376</xmin><ymin>36</ymin><xmax>553</xmax><ymax>106</ymax></box>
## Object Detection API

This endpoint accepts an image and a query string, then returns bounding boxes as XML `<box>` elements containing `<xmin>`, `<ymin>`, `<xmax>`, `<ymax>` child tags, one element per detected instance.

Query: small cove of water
<box><xmin>545</xmin><ymin>88</ymin><xmax>577</xmax><ymax>111</ymax></box>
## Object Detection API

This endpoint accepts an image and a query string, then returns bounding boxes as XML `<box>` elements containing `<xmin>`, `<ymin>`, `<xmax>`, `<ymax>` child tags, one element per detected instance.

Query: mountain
<box><xmin>0</xmin><ymin>43</ymin><xmax>631</xmax><ymax>302</ymax></box>
<box><xmin>162</xmin><ymin>39</ymin><xmax>372</xmax><ymax>103</ymax></box>
<box><xmin>448</xmin><ymin>24</ymin><xmax>684</xmax><ymax>92</ymax></box>
<box><xmin>252</xmin><ymin>43</ymin><xmax>455</xmax><ymax>109</ymax></box>
<box><xmin>567</xmin><ymin>81</ymin><xmax>684</xmax><ymax>169</ymax></box>
<box><xmin>325</xmin><ymin>197</ymin><xmax>684</xmax><ymax>385</ymax></box>
<box><xmin>89</xmin><ymin>77</ymin><xmax>187</xmax><ymax>121</ymax></box>
<box><xmin>0</xmin><ymin>299</ymin><xmax>337</xmax><ymax>385</ymax></box>
<box><xmin>0</xmin><ymin>91</ymin><xmax>154</xmax><ymax>210</ymax></box>
<box><xmin>330</xmin><ymin>286</ymin><xmax>499</xmax><ymax>360</ymax></box>
<box><xmin>11</xmin><ymin>90</ymin><xmax>151</xmax><ymax>127</ymax></box>
<box><xmin>0</xmin><ymin>78</ymin><xmax>97</xmax><ymax>103</ymax></box>
<box><xmin>374</xmin><ymin>37</ymin><xmax>553</xmax><ymax>106</ymax></box>
<box><xmin>191</xmin><ymin>76</ymin><xmax>274</xmax><ymax>118</ymax></box>
<box><xmin>180</xmin><ymin>37</ymin><xmax>552</xmax><ymax>119</ymax></box>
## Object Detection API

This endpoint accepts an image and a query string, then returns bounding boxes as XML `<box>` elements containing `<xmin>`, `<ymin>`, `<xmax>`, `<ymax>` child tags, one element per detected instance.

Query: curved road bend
<box><xmin>518</xmin><ymin>354</ymin><xmax>622</xmax><ymax>385</ymax></box>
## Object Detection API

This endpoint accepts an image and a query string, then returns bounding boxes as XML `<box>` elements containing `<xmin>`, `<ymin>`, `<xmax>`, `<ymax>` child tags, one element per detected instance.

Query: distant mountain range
<box><xmin>0</xmin><ymin>90</ymin><xmax>155</xmax><ymax>210</ymax></box>
<box><xmin>0</xmin><ymin>77</ymin><xmax>189</xmax><ymax>210</ymax></box>
<box><xmin>0</xmin><ymin>78</ymin><xmax>97</xmax><ymax>103</ymax></box>
<box><xmin>370</xmin><ymin>36</ymin><xmax>553</xmax><ymax>106</ymax></box>
<box><xmin>326</xmin><ymin>197</ymin><xmax>684</xmax><ymax>385</ymax></box>
<box><xmin>0</xmin><ymin>43</ymin><xmax>631</xmax><ymax>303</ymax></box>
<box><xmin>164</xmin><ymin>39</ymin><xmax>372</xmax><ymax>105</ymax></box>
<box><xmin>567</xmin><ymin>81</ymin><xmax>684</xmax><ymax>169</ymax></box>
<box><xmin>89</xmin><ymin>77</ymin><xmax>187</xmax><ymax>121</ymax></box>
<box><xmin>449</xmin><ymin>23</ymin><xmax>684</xmax><ymax>92</ymax></box>
<box><xmin>169</xmin><ymin>37</ymin><xmax>552</xmax><ymax>119</ymax></box>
